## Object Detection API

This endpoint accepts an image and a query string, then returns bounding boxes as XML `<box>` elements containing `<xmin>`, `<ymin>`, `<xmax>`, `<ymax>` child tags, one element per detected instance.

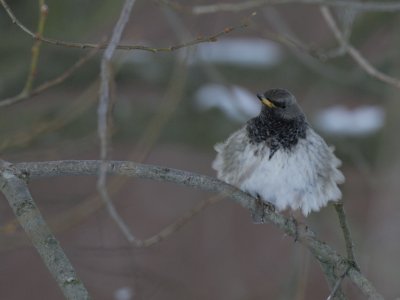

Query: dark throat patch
<box><xmin>246</xmin><ymin>111</ymin><xmax>308</xmax><ymax>159</ymax></box>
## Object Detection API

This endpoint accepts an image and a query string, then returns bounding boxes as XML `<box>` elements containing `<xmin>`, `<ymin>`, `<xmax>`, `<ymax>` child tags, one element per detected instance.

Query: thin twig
<box><xmin>0</xmin><ymin>0</ymin><xmax>35</xmax><ymax>37</ymax></box>
<box><xmin>0</xmin><ymin>163</ymin><xmax>90</xmax><ymax>299</ymax></box>
<box><xmin>327</xmin><ymin>264</ymin><xmax>352</xmax><ymax>300</ymax></box>
<box><xmin>319</xmin><ymin>261</ymin><xmax>346</xmax><ymax>300</ymax></box>
<box><xmin>0</xmin><ymin>0</ymin><xmax>245</xmax><ymax>52</ymax></box>
<box><xmin>334</xmin><ymin>202</ymin><xmax>359</xmax><ymax>268</ymax></box>
<box><xmin>97</xmin><ymin>0</ymin><xmax>137</xmax><ymax>243</ymax></box>
<box><xmin>0</xmin><ymin>81</ymin><xmax>98</xmax><ymax>152</ymax></box>
<box><xmin>22</xmin><ymin>0</ymin><xmax>48</xmax><ymax>94</ymax></box>
<box><xmin>0</xmin><ymin>48</ymin><xmax>99</xmax><ymax>108</ymax></box>
<box><xmin>322</xmin><ymin>6</ymin><xmax>358</xmax><ymax>59</ymax></box>
<box><xmin>0</xmin><ymin>0</ymin><xmax>51</xmax><ymax>108</ymax></box>
<box><xmin>136</xmin><ymin>195</ymin><xmax>223</xmax><ymax>248</ymax></box>
<box><xmin>320</xmin><ymin>5</ymin><xmax>400</xmax><ymax>90</ymax></box>
<box><xmin>261</xmin><ymin>7</ymin><xmax>354</xmax><ymax>83</ymax></box>
<box><xmin>191</xmin><ymin>0</ymin><xmax>400</xmax><ymax>14</ymax></box>
<box><xmin>10</xmin><ymin>159</ymin><xmax>384</xmax><ymax>300</ymax></box>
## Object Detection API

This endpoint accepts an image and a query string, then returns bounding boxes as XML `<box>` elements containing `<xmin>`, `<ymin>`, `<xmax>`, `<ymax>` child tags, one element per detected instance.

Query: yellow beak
<box><xmin>257</xmin><ymin>94</ymin><xmax>276</xmax><ymax>108</ymax></box>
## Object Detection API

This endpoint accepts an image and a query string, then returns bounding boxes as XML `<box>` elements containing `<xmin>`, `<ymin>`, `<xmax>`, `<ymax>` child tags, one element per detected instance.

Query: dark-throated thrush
<box><xmin>213</xmin><ymin>88</ymin><xmax>344</xmax><ymax>216</ymax></box>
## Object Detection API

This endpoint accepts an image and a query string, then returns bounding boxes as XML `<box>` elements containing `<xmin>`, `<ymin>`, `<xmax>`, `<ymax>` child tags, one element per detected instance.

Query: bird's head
<box><xmin>257</xmin><ymin>88</ymin><xmax>304</xmax><ymax>121</ymax></box>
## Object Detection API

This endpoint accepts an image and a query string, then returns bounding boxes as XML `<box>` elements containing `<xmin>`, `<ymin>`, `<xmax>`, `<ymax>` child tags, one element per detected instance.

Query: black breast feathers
<box><xmin>246</xmin><ymin>111</ymin><xmax>308</xmax><ymax>159</ymax></box>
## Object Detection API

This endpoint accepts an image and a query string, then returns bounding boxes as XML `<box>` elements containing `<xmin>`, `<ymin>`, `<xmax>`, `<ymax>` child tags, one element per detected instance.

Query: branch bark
<box><xmin>9</xmin><ymin>159</ymin><xmax>384</xmax><ymax>300</ymax></box>
<box><xmin>0</xmin><ymin>162</ymin><xmax>90</xmax><ymax>300</ymax></box>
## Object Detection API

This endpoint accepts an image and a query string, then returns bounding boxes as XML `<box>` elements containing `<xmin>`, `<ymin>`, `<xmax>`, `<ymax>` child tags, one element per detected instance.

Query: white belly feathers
<box><xmin>213</xmin><ymin>127</ymin><xmax>344</xmax><ymax>216</ymax></box>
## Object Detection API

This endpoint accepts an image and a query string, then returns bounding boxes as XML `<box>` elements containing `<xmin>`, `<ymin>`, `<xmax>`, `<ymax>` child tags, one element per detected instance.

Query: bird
<box><xmin>212</xmin><ymin>88</ymin><xmax>345</xmax><ymax>216</ymax></box>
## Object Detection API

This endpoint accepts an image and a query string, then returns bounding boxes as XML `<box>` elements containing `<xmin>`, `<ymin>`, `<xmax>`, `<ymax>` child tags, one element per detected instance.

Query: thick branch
<box><xmin>10</xmin><ymin>160</ymin><xmax>384</xmax><ymax>299</ymax></box>
<box><xmin>0</xmin><ymin>164</ymin><xmax>90</xmax><ymax>300</ymax></box>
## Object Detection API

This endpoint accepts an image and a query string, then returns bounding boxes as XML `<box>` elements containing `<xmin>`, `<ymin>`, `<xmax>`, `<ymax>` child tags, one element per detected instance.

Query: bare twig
<box><xmin>0</xmin><ymin>163</ymin><xmax>90</xmax><ymax>299</ymax></box>
<box><xmin>327</xmin><ymin>264</ymin><xmax>351</xmax><ymax>300</ymax></box>
<box><xmin>191</xmin><ymin>0</ymin><xmax>400</xmax><ymax>14</ymax></box>
<box><xmin>0</xmin><ymin>81</ymin><xmax>98</xmax><ymax>152</ymax></box>
<box><xmin>320</xmin><ymin>5</ymin><xmax>400</xmax><ymax>90</ymax></box>
<box><xmin>97</xmin><ymin>0</ymin><xmax>137</xmax><ymax>243</ymax></box>
<box><xmin>0</xmin><ymin>0</ymin><xmax>50</xmax><ymax>108</ymax></box>
<box><xmin>133</xmin><ymin>57</ymin><xmax>188</xmax><ymax>161</ymax></box>
<box><xmin>23</xmin><ymin>0</ymin><xmax>48</xmax><ymax>94</ymax></box>
<box><xmin>319</xmin><ymin>261</ymin><xmax>346</xmax><ymax>300</ymax></box>
<box><xmin>136</xmin><ymin>195</ymin><xmax>223</xmax><ymax>248</ymax></box>
<box><xmin>10</xmin><ymin>159</ymin><xmax>384</xmax><ymax>299</ymax></box>
<box><xmin>0</xmin><ymin>0</ymin><xmax>35</xmax><ymax>38</ymax></box>
<box><xmin>0</xmin><ymin>0</ymin><xmax>244</xmax><ymax>52</ymax></box>
<box><xmin>334</xmin><ymin>202</ymin><xmax>358</xmax><ymax>268</ymax></box>
<box><xmin>0</xmin><ymin>48</ymin><xmax>99</xmax><ymax>108</ymax></box>
<box><xmin>322</xmin><ymin>5</ymin><xmax>358</xmax><ymax>59</ymax></box>
<box><xmin>261</xmin><ymin>7</ymin><xmax>354</xmax><ymax>83</ymax></box>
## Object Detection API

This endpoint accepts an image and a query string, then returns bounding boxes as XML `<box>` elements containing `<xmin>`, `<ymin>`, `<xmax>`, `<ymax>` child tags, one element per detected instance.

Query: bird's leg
<box><xmin>290</xmin><ymin>214</ymin><xmax>299</xmax><ymax>242</ymax></box>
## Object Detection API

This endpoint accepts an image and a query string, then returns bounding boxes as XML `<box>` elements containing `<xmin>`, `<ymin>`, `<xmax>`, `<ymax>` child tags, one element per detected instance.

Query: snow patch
<box><xmin>315</xmin><ymin>105</ymin><xmax>385</xmax><ymax>136</ymax></box>
<box><xmin>194</xmin><ymin>84</ymin><xmax>260</xmax><ymax>122</ymax></box>
<box><xmin>188</xmin><ymin>38</ymin><xmax>282</xmax><ymax>66</ymax></box>
<box><xmin>114</xmin><ymin>286</ymin><xmax>134</xmax><ymax>300</ymax></box>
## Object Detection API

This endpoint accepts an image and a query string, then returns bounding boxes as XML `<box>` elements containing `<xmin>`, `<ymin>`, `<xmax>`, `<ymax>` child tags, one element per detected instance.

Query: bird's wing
<box><xmin>213</xmin><ymin>127</ymin><xmax>262</xmax><ymax>186</ymax></box>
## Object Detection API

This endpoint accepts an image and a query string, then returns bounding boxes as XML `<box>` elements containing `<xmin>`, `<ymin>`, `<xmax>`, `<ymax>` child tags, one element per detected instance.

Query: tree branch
<box><xmin>0</xmin><ymin>0</ymin><xmax>244</xmax><ymax>52</ymax></box>
<box><xmin>0</xmin><ymin>48</ymin><xmax>99</xmax><ymax>108</ymax></box>
<box><xmin>0</xmin><ymin>162</ymin><xmax>90</xmax><ymax>300</ymax></box>
<box><xmin>327</xmin><ymin>264</ymin><xmax>351</xmax><ymax>300</ymax></box>
<box><xmin>97</xmin><ymin>0</ymin><xmax>137</xmax><ymax>243</ymax></box>
<box><xmin>9</xmin><ymin>159</ymin><xmax>384</xmax><ymax>300</ymax></box>
<box><xmin>136</xmin><ymin>195</ymin><xmax>223</xmax><ymax>248</ymax></box>
<box><xmin>191</xmin><ymin>0</ymin><xmax>400</xmax><ymax>15</ymax></box>
<box><xmin>334</xmin><ymin>202</ymin><xmax>358</xmax><ymax>267</ymax></box>
<box><xmin>320</xmin><ymin>5</ymin><xmax>400</xmax><ymax>90</ymax></box>
<box><xmin>22</xmin><ymin>0</ymin><xmax>48</xmax><ymax>94</ymax></box>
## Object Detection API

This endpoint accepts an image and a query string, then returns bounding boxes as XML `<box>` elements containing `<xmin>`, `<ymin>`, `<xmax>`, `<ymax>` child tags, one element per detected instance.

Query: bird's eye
<box><xmin>271</xmin><ymin>101</ymin><xmax>286</xmax><ymax>109</ymax></box>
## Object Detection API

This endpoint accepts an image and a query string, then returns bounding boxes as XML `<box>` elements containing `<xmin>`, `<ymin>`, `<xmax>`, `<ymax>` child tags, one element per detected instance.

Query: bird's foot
<box><xmin>345</xmin><ymin>258</ymin><xmax>360</xmax><ymax>272</ymax></box>
<box><xmin>250</xmin><ymin>194</ymin><xmax>275</xmax><ymax>224</ymax></box>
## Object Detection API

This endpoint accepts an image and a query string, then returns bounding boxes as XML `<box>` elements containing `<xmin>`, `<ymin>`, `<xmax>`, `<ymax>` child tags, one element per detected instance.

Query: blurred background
<box><xmin>0</xmin><ymin>0</ymin><xmax>399</xmax><ymax>299</ymax></box>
